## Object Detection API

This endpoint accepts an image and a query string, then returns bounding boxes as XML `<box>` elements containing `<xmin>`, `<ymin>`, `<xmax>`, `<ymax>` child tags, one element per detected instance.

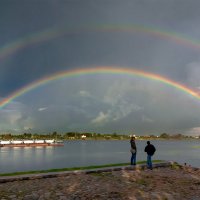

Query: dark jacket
<box><xmin>130</xmin><ymin>139</ymin><xmax>137</xmax><ymax>152</ymax></box>
<box><xmin>144</xmin><ymin>144</ymin><xmax>156</xmax><ymax>156</ymax></box>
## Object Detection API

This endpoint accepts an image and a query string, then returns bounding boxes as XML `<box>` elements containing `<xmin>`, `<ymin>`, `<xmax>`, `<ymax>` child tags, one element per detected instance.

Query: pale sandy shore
<box><xmin>0</xmin><ymin>164</ymin><xmax>200</xmax><ymax>200</ymax></box>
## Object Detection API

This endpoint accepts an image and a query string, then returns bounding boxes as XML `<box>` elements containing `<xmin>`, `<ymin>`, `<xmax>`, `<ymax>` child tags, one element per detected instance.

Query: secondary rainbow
<box><xmin>1</xmin><ymin>24</ymin><xmax>200</xmax><ymax>62</ymax></box>
<box><xmin>0</xmin><ymin>66</ymin><xmax>199</xmax><ymax>109</ymax></box>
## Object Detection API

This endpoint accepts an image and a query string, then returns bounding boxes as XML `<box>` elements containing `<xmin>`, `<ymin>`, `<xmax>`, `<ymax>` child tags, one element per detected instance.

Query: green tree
<box><xmin>160</xmin><ymin>133</ymin><xmax>169</xmax><ymax>138</ymax></box>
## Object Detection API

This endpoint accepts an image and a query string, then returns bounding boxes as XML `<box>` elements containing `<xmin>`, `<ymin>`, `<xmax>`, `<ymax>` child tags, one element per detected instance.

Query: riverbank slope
<box><xmin>0</xmin><ymin>162</ymin><xmax>200</xmax><ymax>200</ymax></box>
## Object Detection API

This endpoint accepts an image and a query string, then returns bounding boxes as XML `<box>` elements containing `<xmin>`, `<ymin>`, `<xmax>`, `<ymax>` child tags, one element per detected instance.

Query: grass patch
<box><xmin>192</xmin><ymin>145</ymin><xmax>200</xmax><ymax>149</ymax></box>
<box><xmin>0</xmin><ymin>160</ymin><xmax>163</xmax><ymax>177</ymax></box>
<box><xmin>171</xmin><ymin>162</ymin><xmax>181</xmax><ymax>170</ymax></box>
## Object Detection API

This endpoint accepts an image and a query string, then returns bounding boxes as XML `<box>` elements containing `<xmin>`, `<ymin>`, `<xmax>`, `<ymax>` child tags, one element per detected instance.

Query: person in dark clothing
<box><xmin>144</xmin><ymin>141</ymin><xmax>156</xmax><ymax>169</ymax></box>
<box><xmin>130</xmin><ymin>136</ymin><xmax>137</xmax><ymax>165</ymax></box>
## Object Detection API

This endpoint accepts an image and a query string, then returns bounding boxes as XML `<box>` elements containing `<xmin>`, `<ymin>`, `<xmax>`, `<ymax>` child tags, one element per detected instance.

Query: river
<box><xmin>0</xmin><ymin>140</ymin><xmax>199</xmax><ymax>173</ymax></box>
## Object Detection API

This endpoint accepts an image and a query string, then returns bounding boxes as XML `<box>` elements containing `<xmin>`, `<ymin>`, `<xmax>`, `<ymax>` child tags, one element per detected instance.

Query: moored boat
<box><xmin>0</xmin><ymin>140</ymin><xmax>64</xmax><ymax>147</ymax></box>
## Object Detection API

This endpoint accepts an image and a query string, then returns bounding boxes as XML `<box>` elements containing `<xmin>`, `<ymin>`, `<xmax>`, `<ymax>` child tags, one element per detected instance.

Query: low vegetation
<box><xmin>0</xmin><ymin>160</ymin><xmax>162</xmax><ymax>177</ymax></box>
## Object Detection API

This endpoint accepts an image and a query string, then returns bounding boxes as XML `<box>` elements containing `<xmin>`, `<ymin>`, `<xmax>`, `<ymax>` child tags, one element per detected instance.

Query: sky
<box><xmin>1</xmin><ymin>0</ymin><xmax>200</xmax><ymax>135</ymax></box>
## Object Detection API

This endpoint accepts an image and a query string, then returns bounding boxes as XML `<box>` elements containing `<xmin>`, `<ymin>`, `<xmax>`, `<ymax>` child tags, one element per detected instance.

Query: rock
<box><xmin>44</xmin><ymin>192</ymin><xmax>51</xmax><ymax>198</ymax></box>
<box><xmin>59</xmin><ymin>196</ymin><xmax>67</xmax><ymax>200</ymax></box>
<box><xmin>56</xmin><ymin>192</ymin><xmax>63</xmax><ymax>196</ymax></box>
<box><xmin>38</xmin><ymin>195</ymin><xmax>45</xmax><ymax>200</ymax></box>
<box><xmin>24</xmin><ymin>194</ymin><xmax>40</xmax><ymax>200</ymax></box>
<box><xmin>9</xmin><ymin>195</ymin><xmax>17</xmax><ymax>198</ymax></box>
<box><xmin>151</xmin><ymin>192</ymin><xmax>161</xmax><ymax>198</ymax></box>
<box><xmin>31</xmin><ymin>192</ymin><xmax>39</xmax><ymax>200</ymax></box>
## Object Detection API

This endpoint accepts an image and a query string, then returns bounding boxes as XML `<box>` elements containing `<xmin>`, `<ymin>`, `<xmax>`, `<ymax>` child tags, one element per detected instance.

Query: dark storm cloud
<box><xmin>1</xmin><ymin>0</ymin><xmax>200</xmax><ymax>134</ymax></box>
<box><xmin>1</xmin><ymin>0</ymin><xmax>200</xmax><ymax>94</ymax></box>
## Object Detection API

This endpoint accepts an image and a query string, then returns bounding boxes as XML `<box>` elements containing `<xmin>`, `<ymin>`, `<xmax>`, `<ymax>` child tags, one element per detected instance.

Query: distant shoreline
<box><xmin>0</xmin><ymin>132</ymin><xmax>199</xmax><ymax>142</ymax></box>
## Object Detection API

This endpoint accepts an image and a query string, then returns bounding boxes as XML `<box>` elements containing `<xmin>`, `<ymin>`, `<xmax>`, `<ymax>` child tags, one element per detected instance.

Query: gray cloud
<box><xmin>0</xmin><ymin>75</ymin><xmax>200</xmax><ymax>135</ymax></box>
<box><xmin>1</xmin><ymin>0</ymin><xmax>200</xmax><ymax>134</ymax></box>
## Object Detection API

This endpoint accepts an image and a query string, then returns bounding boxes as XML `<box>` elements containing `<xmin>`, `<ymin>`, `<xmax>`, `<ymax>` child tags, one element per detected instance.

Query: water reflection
<box><xmin>0</xmin><ymin>140</ymin><xmax>199</xmax><ymax>173</ymax></box>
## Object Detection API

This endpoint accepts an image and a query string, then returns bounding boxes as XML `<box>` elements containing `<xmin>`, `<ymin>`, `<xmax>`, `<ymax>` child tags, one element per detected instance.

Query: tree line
<box><xmin>0</xmin><ymin>132</ymin><xmax>199</xmax><ymax>140</ymax></box>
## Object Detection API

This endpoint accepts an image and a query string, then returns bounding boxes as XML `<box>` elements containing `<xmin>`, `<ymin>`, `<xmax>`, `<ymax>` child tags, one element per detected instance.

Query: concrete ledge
<box><xmin>0</xmin><ymin>161</ymin><xmax>174</xmax><ymax>183</ymax></box>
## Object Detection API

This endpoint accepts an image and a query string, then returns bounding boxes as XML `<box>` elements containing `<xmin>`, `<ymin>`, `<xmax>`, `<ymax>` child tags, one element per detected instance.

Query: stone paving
<box><xmin>0</xmin><ymin>163</ymin><xmax>200</xmax><ymax>200</ymax></box>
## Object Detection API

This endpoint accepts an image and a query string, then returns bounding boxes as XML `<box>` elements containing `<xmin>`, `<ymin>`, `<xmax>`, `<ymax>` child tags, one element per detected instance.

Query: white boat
<box><xmin>0</xmin><ymin>139</ymin><xmax>63</xmax><ymax>147</ymax></box>
<box><xmin>0</xmin><ymin>141</ymin><xmax>11</xmax><ymax>145</ymax></box>
<box><xmin>11</xmin><ymin>140</ymin><xmax>23</xmax><ymax>144</ymax></box>
<box><xmin>45</xmin><ymin>139</ymin><xmax>55</xmax><ymax>144</ymax></box>
<box><xmin>34</xmin><ymin>140</ymin><xmax>45</xmax><ymax>143</ymax></box>
<box><xmin>23</xmin><ymin>140</ymin><xmax>34</xmax><ymax>144</ymax></box>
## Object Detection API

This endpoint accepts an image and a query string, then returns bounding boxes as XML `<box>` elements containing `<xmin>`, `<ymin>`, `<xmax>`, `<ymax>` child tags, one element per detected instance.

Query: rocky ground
<box><xmin>0</xmin><ymin>165</ymin><xmax>200</xmax><ymax>200</ymax></box>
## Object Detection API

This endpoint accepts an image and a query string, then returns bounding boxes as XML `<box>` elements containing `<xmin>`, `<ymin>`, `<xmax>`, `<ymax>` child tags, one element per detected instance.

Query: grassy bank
<box><xmin>0</xmin><ymin>160</ymin><xmax>162</xmax><ymax>177</ymax></box>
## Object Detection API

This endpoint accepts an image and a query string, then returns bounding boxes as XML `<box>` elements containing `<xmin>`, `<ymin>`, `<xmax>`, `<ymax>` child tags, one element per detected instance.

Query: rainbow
<box><xmin>0</xmin><ymin>66</ymin><xmax>199</xmax><ymax>109</ymax></box>
<box><xmin>1</xmin><ymin>24</ymin><xmax>200</xmax><ymax>62</ymax></box>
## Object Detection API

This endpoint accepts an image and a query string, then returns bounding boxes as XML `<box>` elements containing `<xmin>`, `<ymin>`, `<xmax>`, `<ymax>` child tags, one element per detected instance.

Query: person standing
<box><xmin>144</xmin><ymin>141</ymin><xmax>156</xmax><ymax>169</ymax></box>
<box><xmin>130</xmin><ymin>136</ymin><xmax>137</xmax><ymax>165</ymax></box>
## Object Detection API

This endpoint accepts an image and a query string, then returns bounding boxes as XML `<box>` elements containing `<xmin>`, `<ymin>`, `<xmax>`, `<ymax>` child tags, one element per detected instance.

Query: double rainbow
<box><xmin>1</xmin><ymin>24</ymin><xmax>200</xmax><ymax>108</ymax></box>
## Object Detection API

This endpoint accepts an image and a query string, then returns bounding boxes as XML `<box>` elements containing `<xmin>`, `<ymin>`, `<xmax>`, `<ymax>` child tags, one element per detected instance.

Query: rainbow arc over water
<box><xmin>0</xmin><ymin>66</ymin><xmax>199</xmax><ymax>109</ymax></box>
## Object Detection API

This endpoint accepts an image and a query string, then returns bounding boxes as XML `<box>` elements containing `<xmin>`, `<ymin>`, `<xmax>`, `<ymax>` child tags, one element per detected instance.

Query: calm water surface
<box><xmin>0</xmin><ymin>140</ymin><xmax>199</xmax><ymax>173</ymax></box>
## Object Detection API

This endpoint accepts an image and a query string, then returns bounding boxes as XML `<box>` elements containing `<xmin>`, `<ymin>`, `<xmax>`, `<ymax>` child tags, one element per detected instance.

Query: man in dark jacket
<box><xmin>144</xmin><ymin>141</ymin><xmax>156</xmax><ymax>169</ymax></box>
<box><xmin>130</xmin><ymin>136</ymin><xmax>137</xmax><ymax>165</ymax></box>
